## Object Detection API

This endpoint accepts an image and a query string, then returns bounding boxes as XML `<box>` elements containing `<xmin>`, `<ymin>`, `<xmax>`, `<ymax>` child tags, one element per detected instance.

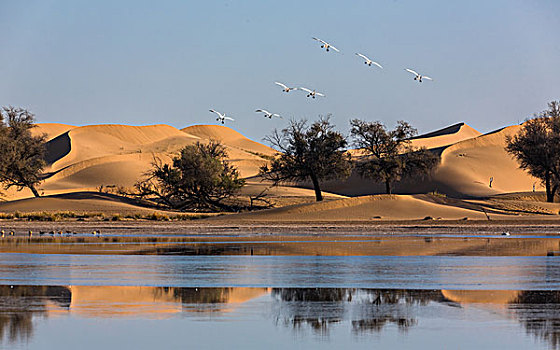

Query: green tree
<box><xmin>506</xmin><ymin>101</ymin><xmax>560</xmax><ymax>202</ymax></box>
<box><xmin>350</xmin><ymin>119</ymin><xmax>439</xmax><ymax>194</ymax></box>
<box><xmin>261</xmin><ymin>117</ymin><xmax>352</xmax><ymax>201</ymax></box>
<box><xmin>0</xmin><ymin>107</ymin><xmax>46</xmax><ymax>197</ymax></box>
<box><xmin>136</xmin><ymin>141</ymin><xmax>245</xmax><ymax>210</ymax></box>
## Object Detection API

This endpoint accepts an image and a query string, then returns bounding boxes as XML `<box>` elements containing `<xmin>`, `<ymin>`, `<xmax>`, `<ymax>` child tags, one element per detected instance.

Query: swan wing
<box><xmin>371</xmin><ymin>61</ymin><xmax>383</xmax><ymax>69</ymax></box>
<box><xmin>274</xmin><ymin>81</ymin><xmax>288</xmax><ymax>89</ymax></box>
<box><xmin>405</xmin><ymin>68</ymin><xmax>419</xmax><ymax>76</ymax></box>
<box><xmin>356</xmin><ymin>53</ymin><xmax>369</xmax><ymax>61</ymax></box>
<box><xmin>299</xmin><ymin>87</ymin><xmax>312</xmax><ymax>93</ymax></box>
<box><xmin>423</xmin><ymin>76</ymin><xmax>433</xmax><ymax>81</ymax></box>
<box><xmin>312</xmin><ymin>37</ymin><xmax>326</xmax><ymax>44</ymax></box>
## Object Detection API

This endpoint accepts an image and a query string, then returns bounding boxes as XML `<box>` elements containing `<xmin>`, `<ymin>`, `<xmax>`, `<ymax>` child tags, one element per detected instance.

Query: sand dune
<box><xmin>320</xmin><ymin>123</ymin><xmax>540</xmax><ymax>198</ymax></box>
<box><xmin>12</xmin><ymin>123</ymin><xmax>277</xmax><ymax>201</ymax></box>
<box><xmin>215</xmin><ymin>194</ymin><xmax>493</xmax><ymax>222</ymax></box>
<box><xmin>2</xmin><ymin>120</ymin><xmax>549</xmax><ymax>219</ymax></box>
<box><xmin>0</xmin><ymin>192</ymin><xmax>168</xmax><ymax>214</ymax></box>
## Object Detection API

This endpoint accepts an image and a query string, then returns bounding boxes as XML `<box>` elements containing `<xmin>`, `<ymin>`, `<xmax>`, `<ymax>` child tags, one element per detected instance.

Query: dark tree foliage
<box><xmin>350</xmin><ymin>119</ymin><xmax>439</xmax><ymax>194</ymax></box>
<box><xmin>135</xmin><ymin>141</ymin><xmax>245</xmax><ymax>211</ymax></box>
<box><xmin>0</xmin><ymin>107</ymin><xmax>46</xmax><ymax>197</ymax></box>
<box><xmin>261</xmin><ymin>117</ymin><xmax>352</xmax><ymax>201</ymax></box>
<box><xmin>506</xmin><ymin>101</ymin><xmax>560</xmax><ymax>202</ymax></box>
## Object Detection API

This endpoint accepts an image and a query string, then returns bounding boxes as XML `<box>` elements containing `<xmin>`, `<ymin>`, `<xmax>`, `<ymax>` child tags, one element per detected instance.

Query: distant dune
<box><xmin>320</xmin><ymin>123</ymin><xmax>541</xmax><ymax>197</ymax></box>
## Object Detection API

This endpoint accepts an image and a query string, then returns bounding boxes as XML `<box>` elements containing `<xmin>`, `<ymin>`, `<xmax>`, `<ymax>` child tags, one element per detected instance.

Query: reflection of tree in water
<box><xmin>510</xmin><ymin>291</ymin><xmax>560</xmax><ymax>349</ymax></box>
<box><xmin>0</xmin><ymin>285</ymin><xmax>71</xmax><ymax>345</ymax></box>
<box><xmin>272</xmin><ymin>288</ymin><xmax>445</xmax><ymax>335</ymax></box>
<box><xmin>158</xmin><ymin>287</ymin><xmax>232</xmax><ymax>304</ymax></box>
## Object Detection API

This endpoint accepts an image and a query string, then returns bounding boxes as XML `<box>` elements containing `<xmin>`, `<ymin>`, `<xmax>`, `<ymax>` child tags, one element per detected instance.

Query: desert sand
<box><xmin>0</xmin><ymin>120</ymin><xmax>557</xmax><ymax>224</ymax></box>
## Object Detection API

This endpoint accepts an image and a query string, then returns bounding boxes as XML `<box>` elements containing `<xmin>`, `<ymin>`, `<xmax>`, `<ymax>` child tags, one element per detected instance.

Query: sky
<box><xmin>0</xmin><ymin>0</ymin><xmax>559</xmax><ymax>143</ymax></box>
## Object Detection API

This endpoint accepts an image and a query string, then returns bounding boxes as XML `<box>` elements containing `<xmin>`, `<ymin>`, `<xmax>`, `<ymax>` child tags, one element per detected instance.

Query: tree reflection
<box><xmin>510</xmin><ymin>291</ymin><xmax>560</xmax><ymax>349</ymax></box>
<box><xmin>271</xmin><ymin>288</ymin><xmax>444</xmax><ymax>335</ymax></box>
<box><xmin>0</xmin><ymin>285</ymin><xmax>70</xmax><ymax>345</ymax></box>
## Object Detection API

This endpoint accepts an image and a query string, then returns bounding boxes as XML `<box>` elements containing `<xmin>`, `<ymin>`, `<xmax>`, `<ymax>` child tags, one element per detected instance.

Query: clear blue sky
<box><xmin>1</xmin><ymin>0</ymin><xmax>559</xmax><ymax>141</ymax></box>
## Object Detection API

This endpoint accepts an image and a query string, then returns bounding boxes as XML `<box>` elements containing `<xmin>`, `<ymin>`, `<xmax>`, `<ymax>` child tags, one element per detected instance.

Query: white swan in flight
<box><xmin>255</xmin><ymin>109</ymin><xmax>282</xmax><ymax>119</ymax></box>
<box><xmin>405</xmin><ymin>68</ymin><xmax>433</xmax><ymax>83</ymax></box>
<box><xmin>274</xmin><ymin>82</ymin><xmax>298</xmax><ymax>93</ymax></box>
<box><xmin>209</xmin><ymin>109</ymin><xmax>234</xmax><ymax>124</ymax></box>
<box><xmin>355</xmin><ymin>53</ymin><xmax>383</xmax><ymax>69</ymax></box>
<box><xmin>312</xmin><ymin>37</ymin><xmax>339</xmax><ymax>52</ymax></box>
<box><xmin>299</xmin><ymin>87</ymin><xmax>325</xmax><ymax>99</ymax></box>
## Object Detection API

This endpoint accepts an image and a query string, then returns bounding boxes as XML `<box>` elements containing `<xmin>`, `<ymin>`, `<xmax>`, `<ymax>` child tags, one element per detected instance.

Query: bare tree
<box><xmin>350</xmin><ymin>119</ymin><xmax>439</xmax><ymax>194</ymax></box>
<box><xmin>0</xmin><ymin>107</ymin><xmax>46</xmax><ymax>197</ymax></box>
<box><xmin>506</xmin><ymin>101</ymin><xmax>560</xmax><ymax>202</ymax></box>
<box><xmin>261</xmin><ymin>117</ymin><xmax>352</xmax><ymax>201</ymax></box>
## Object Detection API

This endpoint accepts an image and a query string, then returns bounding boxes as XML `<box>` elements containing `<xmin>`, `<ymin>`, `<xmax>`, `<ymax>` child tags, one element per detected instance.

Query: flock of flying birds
<box><xmin>209</xmin><ymin>37</ymin><xmax>433</xmax><ymax>124</ymax></box>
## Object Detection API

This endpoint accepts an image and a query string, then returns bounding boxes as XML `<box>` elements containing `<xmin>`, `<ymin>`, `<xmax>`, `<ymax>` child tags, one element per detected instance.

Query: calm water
<box><xmin>1</xmin><ymin>236</ymin><xmax>560</xmax><ymax>349</ymax></box>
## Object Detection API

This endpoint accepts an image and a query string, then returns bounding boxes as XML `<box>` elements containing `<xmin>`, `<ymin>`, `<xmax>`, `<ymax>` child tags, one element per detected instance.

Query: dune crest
<box><xmin>411</xmin><ymin>122</ymin><xmax>481</xmax><ymax>149</ymax></box>
<box><xmin>32</xmin><ymin>123</ymin><xmax>76</xmax><ymax>141</ymax></box>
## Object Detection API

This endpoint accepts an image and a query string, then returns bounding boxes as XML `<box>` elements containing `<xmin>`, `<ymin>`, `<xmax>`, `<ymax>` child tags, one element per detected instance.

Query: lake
<box><xmin>1</xmin><ymin>231</ymin><xmax>559</xmax><ymax>349</ymax></box>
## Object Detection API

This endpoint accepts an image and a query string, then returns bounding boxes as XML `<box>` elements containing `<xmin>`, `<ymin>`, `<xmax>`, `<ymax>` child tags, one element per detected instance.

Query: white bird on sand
<box><xmin>274</xmin><ymin>82</ymin><xmax>298</xmax><ymax>93</ymax></box>
<box><xmin>209</xmin><ymin>109</ymin><xmax>234</xmax><ymax>124</ymax></box>
<box><xmin>405</xmin><ymin>68</ymin><xmax>433</xmax><ymax>83</ymax></box>
<box><xmin>355</xmin><ymin>53</ymin><xmax>383</xmax><ymax>69</ymax></box>
<box><xmin>312</xmin><ymin>37</ymin><xmax>339</xmax><ymax>52</ymax></box>
<box><xmin>255</xmin><ymin>109</ymin><xmax>282</xmax><ymax>119</ymax></box>
<box><xmin>299</xmin><ymin>87</ymin><xmax>325</xmax><ymax>99</ymax></box>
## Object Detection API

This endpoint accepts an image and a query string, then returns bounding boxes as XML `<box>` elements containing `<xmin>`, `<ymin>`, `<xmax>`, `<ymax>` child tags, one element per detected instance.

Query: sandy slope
<box><xmin>214</xmin><ymin>194</ymin><xmax>493</xmax><ymax>222</ymax></box>
<box><xmin>433</xmin><ymin>125</ymin><xmax>541</xmax><ymax>197</ymax></box>
<box><xmin>0</xmin><ymin>192</ymin><xmax>169</xmax><ymax>214</ymax></box>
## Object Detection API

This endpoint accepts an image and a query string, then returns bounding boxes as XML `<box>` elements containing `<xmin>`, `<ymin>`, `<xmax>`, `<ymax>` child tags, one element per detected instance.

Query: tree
<box><xmin>506</xmin><ymin>101</ymin><xmax>560</xmax><ymax>202</ymax></box>
<box><xmin>350</xmin><ymin>119</ymin><xmax>439</xmax><ymax>194</ymax></box>
<box><xmin>261</xmin><ymin>117</ymin><xmax>352</xmax><ymax>201</ymax></box>
<box><xmin>0</xmin><ymin>107</ymin><xmax>46</xmax><ymax>197</ymax></box>
<box><xmin>135</xmin><ymin>141</ymin><xmax>245</xmax><ymax>210</ymax></box>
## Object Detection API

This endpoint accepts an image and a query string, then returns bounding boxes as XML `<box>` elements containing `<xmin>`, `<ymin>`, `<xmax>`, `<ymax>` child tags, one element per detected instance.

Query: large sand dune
<box><xmin>11</xmin><ymin>124</ymin><xmax>277</xmax><ymax>200</ymax></box>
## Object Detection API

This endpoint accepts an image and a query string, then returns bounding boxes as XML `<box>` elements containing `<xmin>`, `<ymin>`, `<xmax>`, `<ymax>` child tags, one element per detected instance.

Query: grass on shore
<box><xmin>0</xmin><ymin>211</ymin><xmax>218</xmax><ymax>222</ymax></box>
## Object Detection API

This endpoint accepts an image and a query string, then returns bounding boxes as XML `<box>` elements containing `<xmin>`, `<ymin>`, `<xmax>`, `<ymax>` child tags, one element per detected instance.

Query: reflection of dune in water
<box><xmin>442</xmin><ymin>290</ymin><xmax>520</xmax><ymax>304</ymax></box>
<box><xmin>66</xmin><ymin>286</ymin><xmax>271</xmax><ymax>318</ymax></box>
